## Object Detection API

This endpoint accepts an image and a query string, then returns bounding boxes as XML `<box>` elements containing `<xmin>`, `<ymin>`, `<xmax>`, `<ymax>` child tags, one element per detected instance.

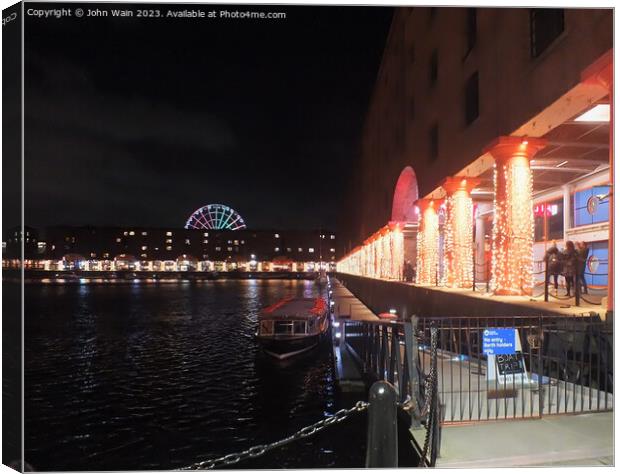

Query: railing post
<box><xmin>405</xmin><ymin>315</ymin><xmax>422</xmax><ymax>429</ymax></box>
<box><xmin>486</xmin><ymin>259</ymin><xmax>490</xmax><ymax>293</ymax></box>
<box><xmin>472</xmin><ymin>255</ymin><xmax>476</xmax><ymax>292</ymax></box>
<box><xmin>575</xmin><ymin>274</ymin><xmax>580</xmax><ymax>306</ymax></box>
<box><xmin>544</xmin><ymin>258</ymin><xmax>549</xmax><ymax>302</ymax></box>
<box><xmin>365</xmin><ymin>381</ymin><xmax>398</xmax><ymax>468</ymax></box>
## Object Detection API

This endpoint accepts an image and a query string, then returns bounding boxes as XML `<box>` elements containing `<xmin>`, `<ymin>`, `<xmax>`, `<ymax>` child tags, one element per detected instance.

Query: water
<box><xmin>24</xmin><ymin>280</ymin><xmax>367</xmax><ymax>470</ymax></box>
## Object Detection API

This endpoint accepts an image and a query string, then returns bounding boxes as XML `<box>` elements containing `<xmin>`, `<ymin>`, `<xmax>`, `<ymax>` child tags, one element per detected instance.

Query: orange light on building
<box><xmin>442</xmin><ymin>177</ymin><xmax>479</xmax><ymax>288</ymax></box>
<box><xmin>337</xmin><ymin>223</ymin><xmax>403</xmax><ymax>280</ymax></box>
<box><xmin>485</xmin><ymin>136</ymin><xmax>546</xmax><ymax>295</ymax></box>
<box><xmin>415</xmin><ymin>199</ymin><xmax>440</xmax><ymax>285</ymax></box>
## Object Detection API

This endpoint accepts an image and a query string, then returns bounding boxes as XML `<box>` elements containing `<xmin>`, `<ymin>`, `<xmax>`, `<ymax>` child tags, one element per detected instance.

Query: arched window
<box><xmin>391</xmin><ymin>166</ymin><xmax>419</xmax><ymax>223</ymax></box>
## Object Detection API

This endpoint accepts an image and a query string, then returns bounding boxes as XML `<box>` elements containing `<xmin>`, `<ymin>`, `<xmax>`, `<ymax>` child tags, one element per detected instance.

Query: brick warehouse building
<box><xmin>338</xmin><ymin>8</ymin><xmax>613</xmax><ymax>313</ymax></box>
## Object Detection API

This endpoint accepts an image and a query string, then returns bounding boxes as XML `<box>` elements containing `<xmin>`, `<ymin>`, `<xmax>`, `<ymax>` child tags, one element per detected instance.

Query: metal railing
<box><xmin>415</xmin><ymin>313</ymin><xmax>612</xmax><ymax>424</ymax></box>
<box><xmin>341</xmin><ymin>318</ymin><xmax>441</xmax><ymax>466</ymax></box>
<box><xmin>543</xmin><ymin>258</ymin><xmax>609</xmax><ymax>307</ymax></box>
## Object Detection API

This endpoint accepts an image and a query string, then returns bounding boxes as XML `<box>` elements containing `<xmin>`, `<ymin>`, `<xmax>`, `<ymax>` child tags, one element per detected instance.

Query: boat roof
<box><xmin>260</xmin><ymin>297</ymin><xmax>327</xmax><ymax>320</ymax></box>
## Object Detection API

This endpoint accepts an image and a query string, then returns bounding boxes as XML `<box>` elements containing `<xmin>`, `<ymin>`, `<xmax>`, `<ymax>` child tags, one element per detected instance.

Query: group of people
<box><xmin>544</xmin><ymin>240</ymin><xmax>590</xmax><ymax>296</ymax></box>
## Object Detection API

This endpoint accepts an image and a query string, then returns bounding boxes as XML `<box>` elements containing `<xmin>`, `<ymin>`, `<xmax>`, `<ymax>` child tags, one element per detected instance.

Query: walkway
<box><xmin>411</xmin><ymin>411</ymin><xmax>613</xmax><ymax>467</ymax></box>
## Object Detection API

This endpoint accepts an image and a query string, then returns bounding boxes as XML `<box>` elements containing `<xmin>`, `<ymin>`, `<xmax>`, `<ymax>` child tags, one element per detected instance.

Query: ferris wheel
<box><xmin>185</xmin><ymin>204</ymin><xmax>247</xmax><ymax>230</ymax></box>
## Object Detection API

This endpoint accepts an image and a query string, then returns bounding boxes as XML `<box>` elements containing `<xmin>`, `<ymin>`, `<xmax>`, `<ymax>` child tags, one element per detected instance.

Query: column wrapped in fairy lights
<box><xmin>442</xmin><ymin>177</ymin><xmax>479</xmax><ymax>288</ymax></box>
<box><xmin>336</xmin><ymin>223</ymin><xmax>404</xmax><ymax>280</ymax></box>
<box><xmin>415</xmin><ymin>199</ymin><xmax>440</xmax><ymax>285</ymax></box>
<box><xmin>486</xmin><ymin>136</ymin><xmax>546</xmax><ymax>295</ymax></box>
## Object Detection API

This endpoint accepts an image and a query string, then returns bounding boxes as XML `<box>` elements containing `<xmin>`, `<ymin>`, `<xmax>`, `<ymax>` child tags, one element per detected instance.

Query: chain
<box><xmin>179</xmin><ymin>401</ymin><xmax>369</xmax><ymax>470</ymax></box>
<box><xmin>419</xmin><ymin>326</ymin><xmax>439</xmax><ymax>467</ymax></box>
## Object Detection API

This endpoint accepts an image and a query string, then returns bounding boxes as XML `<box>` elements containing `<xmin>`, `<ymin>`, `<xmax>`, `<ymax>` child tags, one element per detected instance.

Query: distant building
<box><xmin>38</xmin><ymin>226</ymin><xmax>337</xmax><ymax>272</ymax></box>
<box><xmin>2</xmin><ymin>226</ymin><xmax>41</xmax><ymax>268</ymax></box>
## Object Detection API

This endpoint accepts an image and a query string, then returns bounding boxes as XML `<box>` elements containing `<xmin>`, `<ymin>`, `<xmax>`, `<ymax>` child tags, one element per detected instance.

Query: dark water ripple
<box><xmin>24</xmin><ymin>280</ymin><xmax>367</xmax><ymax>471</ymax></box>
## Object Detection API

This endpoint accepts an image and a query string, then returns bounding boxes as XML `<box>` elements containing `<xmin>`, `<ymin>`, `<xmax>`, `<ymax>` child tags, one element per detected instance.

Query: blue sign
<box><xmin>482</xmin><ymin>328</ymin><xmax>516</xmax><ymax>355</ymax></box>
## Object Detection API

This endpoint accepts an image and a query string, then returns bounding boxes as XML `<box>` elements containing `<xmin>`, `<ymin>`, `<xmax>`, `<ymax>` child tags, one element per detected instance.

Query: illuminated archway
<box><xmin>391</xmin><ymin>166</ymin><xmax>419</xmax><ymax>223</ymax></box>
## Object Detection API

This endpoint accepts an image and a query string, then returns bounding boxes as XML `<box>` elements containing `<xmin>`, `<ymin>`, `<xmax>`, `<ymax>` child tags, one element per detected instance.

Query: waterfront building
<box><xmin>10</xmin><ymin>226</ymin><xmax>337</xmax><ymax>272</ymax></box>
<box><xmin>338</xmin><ymin>8</ymin><xmax>613</xmax><ymax>314</ymax></box>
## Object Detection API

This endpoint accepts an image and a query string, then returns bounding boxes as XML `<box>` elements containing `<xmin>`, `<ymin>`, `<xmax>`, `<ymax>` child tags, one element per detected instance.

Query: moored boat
<box><xmin>257</xmin><ymin>297</ymin><xmax>329</xmax><ymax>359</ymax></box>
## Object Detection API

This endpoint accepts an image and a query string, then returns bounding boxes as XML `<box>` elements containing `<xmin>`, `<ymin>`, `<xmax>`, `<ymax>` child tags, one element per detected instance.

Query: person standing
<box><xmin>576</xmin><ymin>241</ymin><xmax>590</xmax><ymax>294</ymax></box>
<box><xmin>544</xmin><ymin>241</ymin><xmax>561</xmax><ymax>290</ymax></box>
<box><xmin>562</xmin><ymin>241</ymin><xmax>577</xmax><ymax>296</ymax></box>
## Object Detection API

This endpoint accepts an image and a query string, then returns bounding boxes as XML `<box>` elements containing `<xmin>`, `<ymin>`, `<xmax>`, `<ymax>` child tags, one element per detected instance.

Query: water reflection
<box><xmin>25</xmin><ymin>280</ymin><xmax>366</xmax><ymax>470</ymax></box>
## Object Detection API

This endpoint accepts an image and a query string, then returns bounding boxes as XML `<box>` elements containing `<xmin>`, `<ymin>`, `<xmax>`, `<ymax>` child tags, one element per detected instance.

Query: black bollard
<box><xmin>365</xmin><ymin>381</ymin><xmax>398</xmax><ymax>468</ymax></box>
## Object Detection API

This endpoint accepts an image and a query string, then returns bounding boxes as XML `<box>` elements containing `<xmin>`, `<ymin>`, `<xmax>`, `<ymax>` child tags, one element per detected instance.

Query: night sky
<box><xmin>23</xmin><ymin>3</ymin><xmax>393</xmax><ymax>232</ymax></box>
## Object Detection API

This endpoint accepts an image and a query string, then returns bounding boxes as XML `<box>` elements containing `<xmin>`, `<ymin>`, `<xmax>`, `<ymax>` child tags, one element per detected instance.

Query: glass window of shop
<box><xmin>573</xmin><ymin>185</ymin><xmax>610</xmax><ymax>227</ymax></box>
<box><xmin>534</xmin><ymin>199</ymin><xmax>563</xmax><ymax>242</ymax></box>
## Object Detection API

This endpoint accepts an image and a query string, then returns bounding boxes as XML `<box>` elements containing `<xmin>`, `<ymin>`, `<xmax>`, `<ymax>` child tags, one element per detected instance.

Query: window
<box><xmin>429</xmin><ymin>124</ymin><xmax>439</xmax><ymax>161</ymax></box>
<box><xmin>584</xmin><ymin>241</ymin><xmax>609</xmax><ymax>287</ymax></box>
<box><xmin>185</xmin><ymin>239</ymin><xmax>190</xmax><ymax>244</ymax></box>
<box><xmin>123</xmin><ymin>231</ymin><xmax>128</xmax><ymax>236</ymax></box>
<box><xmin>116</xmin><ymin>238</ymin><xmax>122</xmax><ymax>243</ymax></box>
<box><xmin>298</xmin><ymin>247</ymin><xmax>303</xmax><ymax>252</ymax></box>
<box><xmin>275</xmin><ymin>247</ymin><xmax>280</xmax><ymax>252</ymax></box>
<box><xmin>287</xmin><ymin>248</ymin><xmax>292</xmax><ymax>252</ymax></box>
<box><xmin>90</xmin><ymin>253</ymin><xmax>96</xmax><ymax>258</ymax></box>
<box><xmin>234</xmin><ymin>240</ymin><xmax>239</xmax><ymax>245</ymax></box>
<box><xmin>141</xmin><ymin>253</ymin><xmax>147</xmax><ymax>258</ymax></box>
<box><xmin>216</xmin><ymin>247</ymin><xmax>221</xmax><ymax>251</ymax></box>
<box><xmin>465</xmin><ymin>72</ymin><xmax>479</xmax><ymax>125</ymax></box>
<box><xmin>309</xmin><ymin>248</ymin><xmax>315</xmax><ymax>253</ymax></box>
<box><xmin>203</xmin><ymin>232</ymin><xmax>209</xmax><ymax>237</ymax></box>
<box><xmin>534</xmin><ymin>199</ymin><xmax>563</xmax><ymax>242</ymax></box>
<box><xmin>530</xmin><ymin>9</ymin><xmax>564</xmax><ymax>58</ymax></box>
<box><xmin>103</xmin><ymin>252</ymin><xmax>109</xmax><ymax>258</ymax></box>
<box><xmin>330</xmin><ymin>248</ymin><xmax>335</xmax><ymax>253</ymax></box>
<box><xmin>429</xmin><ymin>49</ymin><xmax>438</xmax><ymax>85</ymax></box>
<box><xmin>141</xmin><ymin>231</ymin><xmax>148</xmax><ymax>236</ymax></box>
<box><xmin>129</xmin><ymin>231</ymin><xmax>135</xmax><ymax>236</ymax></box>
<box><xmin>166</xmin><ymin>238</ymin><xmax>172</xmax><ymax>244</ymax></box>
<box><xmin>166</xmin><ymin>231</ymin><xmax>173</xmax><ymax>236</ymax></box>
<box><xmin>274</xmin><ymin>321</ymin><xmax>293</xmax><ymax>335</ymax></box>
<box><xmin>330</xmin><ymin>235</ymin><xmax>335</xmax><ymax>240</ymax></box>
<box><xmin>166</xmin><ymin>246</ymin><xmax>172</xmax><ymax>251</ymax></box>
<box><xmin>141</xmin><ymin>246</ymin><xmax>147</xmax><ymax>251</ymax></box>
<box><xmin>293</xmin><ymin>321</ymin><xmax>307</xmax><ymax>334</ymax></box>
<box><xmin>227</xmin><ymin>247</ymin><xmax>233</xmax><ymax>251</ymax></box>
<box><xmin>274</xmin><ymin>233</ymin><xmax>280</xmax><ymax>238</ymax></box>
<box><xmin>573</xmin><ymin>186</ymin><xmax>610</xmax><ymax>227</ymax></box>
<box><xmin>203</xmin><ymin>239</ymin><xmax>209</xmax><ymax>244</ymax></box>
<box><xmin>466</xmin><ymin>8</ymin><xmax>477</xmax><ymax>54</ymax></box>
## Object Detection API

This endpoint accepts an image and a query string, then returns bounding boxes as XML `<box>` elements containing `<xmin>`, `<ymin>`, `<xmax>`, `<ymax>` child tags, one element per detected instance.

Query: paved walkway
<box><xmin>408</xmin><ymin>282</ymin><xmax>607</xmax><ymax>318</ymax></box>
<box><xmin>410</xmin><ymin>411</ymin><xmax>613</xmax><ymax>467</ymax></box>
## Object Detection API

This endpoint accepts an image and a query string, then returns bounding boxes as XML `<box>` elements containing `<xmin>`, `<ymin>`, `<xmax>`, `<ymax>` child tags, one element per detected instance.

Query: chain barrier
<box><xmin>179</xmin><ymin>401</ymin><xmax>369</xmax><ymax>470</ymax></box>
<box><xmin>418</xmin><ymin>325</ymin><xmax>439</xmax><ymax>467</ymax></box>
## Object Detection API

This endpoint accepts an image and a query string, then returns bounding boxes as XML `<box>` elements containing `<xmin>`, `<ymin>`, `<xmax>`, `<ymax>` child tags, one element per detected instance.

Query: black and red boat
<box><xmin>257</xmin><ymin>297</ymin><xmax>329</xmax><ymax>359</ymax></box>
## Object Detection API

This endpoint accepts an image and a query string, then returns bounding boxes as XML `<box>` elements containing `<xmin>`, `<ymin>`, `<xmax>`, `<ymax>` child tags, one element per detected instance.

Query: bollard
<box><xmin>365</xmin><ymin>381</ymin><xmax>398</xmax><ymax>468</ymax></box>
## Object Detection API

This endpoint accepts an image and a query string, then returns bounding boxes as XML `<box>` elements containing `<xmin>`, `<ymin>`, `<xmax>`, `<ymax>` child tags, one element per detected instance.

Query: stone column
<box><xmin>442</xmin><ymin>177</ymin><xmax>479</xmax><ymax>288</ymax></box>
<box><xmin>415</xmin><ymin>199</ymin><xmax>441</xmax><ymax>285</ymax></box>
<box><xmin>485</xmin><ymin>136</ymin><xmax>547</xmax><ymax>295</ymax></box>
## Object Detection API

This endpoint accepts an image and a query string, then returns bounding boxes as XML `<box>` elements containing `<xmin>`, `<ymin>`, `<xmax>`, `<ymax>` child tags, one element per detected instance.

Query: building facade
<box><xmin>25</xmin><ymin>226</ymin><xmax>337</xmax><ymax>272</ymax></box>
<box><xmin>340</xmin><ymin>7</ymin><xmax>612</xmax><ymax>311</ymax></box>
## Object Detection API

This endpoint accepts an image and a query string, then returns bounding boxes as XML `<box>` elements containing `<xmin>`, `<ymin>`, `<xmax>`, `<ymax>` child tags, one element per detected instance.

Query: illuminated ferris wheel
<box><xmin>185</xmin><ymin>204</ymin><xmax>247</xmax><ymax>230</ymax></box>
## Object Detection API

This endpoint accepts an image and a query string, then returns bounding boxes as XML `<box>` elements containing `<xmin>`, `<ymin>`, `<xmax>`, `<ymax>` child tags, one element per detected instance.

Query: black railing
<box><xmin>542</xmin><ymin>258</ymin><xmax>609</xmax><ymax>306</ymax></box>
<box><xmin>341</xmin><ymin>318</ymin><xmax>441</xmax><ymax>466</ymax></box>
<box><xmin>415</xmin><ymin>313</ymin><xmax>612</xmax><ymax>423</ymax></box>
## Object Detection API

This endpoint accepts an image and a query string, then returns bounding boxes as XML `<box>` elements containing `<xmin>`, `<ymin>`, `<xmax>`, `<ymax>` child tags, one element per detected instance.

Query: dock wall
<box><xmin>334</xmin><ymin>273</ymin><xmax>573</xmax><ymax>318</ymax></box>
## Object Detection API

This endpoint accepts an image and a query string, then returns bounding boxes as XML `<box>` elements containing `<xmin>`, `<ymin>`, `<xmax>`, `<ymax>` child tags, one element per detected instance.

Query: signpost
<box><xmin>483</xmin><ymin>328</ymin><xmax>529</xmax><ymax>393</ymax></box>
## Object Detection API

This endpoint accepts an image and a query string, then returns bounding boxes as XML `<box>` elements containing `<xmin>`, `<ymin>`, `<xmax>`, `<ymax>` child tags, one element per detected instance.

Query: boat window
<box><xmin>274</xmin><ymin>321</ymin><xmax>294</xmax><ymax>335</ymax></box>
<box><xmin>294</xmin><ymin>321</ymin><xmax>307</xmax><ymax>334</ymax></box>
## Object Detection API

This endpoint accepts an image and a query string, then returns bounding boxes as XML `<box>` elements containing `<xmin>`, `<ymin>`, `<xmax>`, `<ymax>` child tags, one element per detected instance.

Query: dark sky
<box><xmin>24</xmin><ymin>3</ymin><xmax>393</xmax><ymax>231</ymax></box>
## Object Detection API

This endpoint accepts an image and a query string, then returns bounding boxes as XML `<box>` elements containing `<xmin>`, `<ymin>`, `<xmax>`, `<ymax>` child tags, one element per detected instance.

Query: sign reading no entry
<box><xmin>482</xmin><ymin>328</ymin><xmax>516</xmax><ymax>356</ymax></box>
